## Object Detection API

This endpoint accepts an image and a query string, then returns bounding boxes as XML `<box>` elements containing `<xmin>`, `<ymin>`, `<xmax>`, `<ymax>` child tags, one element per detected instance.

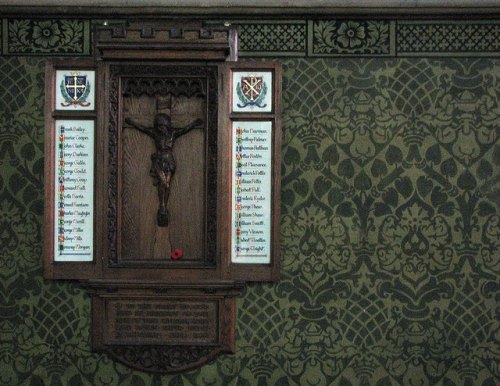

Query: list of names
<box><xmin>231</xmin><ymin>121</ymin><xmax>272</xmax><ymax>264</ymax></box>
<box><xmin>54</xmin><ymin>120</ymin><xmax>94</xmax><ymax>262</ymax></box>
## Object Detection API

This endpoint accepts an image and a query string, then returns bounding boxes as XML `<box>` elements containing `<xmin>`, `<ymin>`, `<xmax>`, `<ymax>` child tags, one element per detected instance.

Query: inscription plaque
<box><xmin>106</xmin><ymin>299</ymin><xmax>218</xmax><ymax>345</ymax></box>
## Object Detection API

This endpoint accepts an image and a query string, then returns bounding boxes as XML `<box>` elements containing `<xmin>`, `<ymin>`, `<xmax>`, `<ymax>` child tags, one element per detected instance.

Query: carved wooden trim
<box><xmin>107</xmin><ymin>65</ymin><xmax>120</xmax><ymax>266</ymax></box>
<box><xmin>105</xmin><ymin>345</ymin><xmax>221</xmax><ymax>374</ymax></box>
<box><xmin>122</xmin><ymin>78</ymin><xmax>207</xmax><ymax>98</ymax></box>
<box><xmin>94</xmin><ymin>21</ymin><xmax>237</xmax><ymax>61</ymax></box>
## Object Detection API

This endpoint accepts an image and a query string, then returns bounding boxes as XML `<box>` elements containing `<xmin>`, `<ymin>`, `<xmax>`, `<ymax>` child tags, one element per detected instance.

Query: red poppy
<box><xmin>171</xmin><ymin>248</ymin><xmax>183</xmax><ymax>260</ymax></box>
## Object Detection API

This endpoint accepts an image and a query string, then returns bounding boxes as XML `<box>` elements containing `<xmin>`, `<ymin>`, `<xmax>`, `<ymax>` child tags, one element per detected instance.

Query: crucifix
<box><xmin>125</xmin><ymin>96</ymin><xmax>203</xmax><ymax>227</ymax></box>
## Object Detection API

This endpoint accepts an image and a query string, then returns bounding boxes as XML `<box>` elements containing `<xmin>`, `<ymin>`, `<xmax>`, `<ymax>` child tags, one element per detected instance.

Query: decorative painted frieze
<box><xmin>2</xmin><ymin>19</ymin><xmax>90</xmax><ymax>55</ymax></box>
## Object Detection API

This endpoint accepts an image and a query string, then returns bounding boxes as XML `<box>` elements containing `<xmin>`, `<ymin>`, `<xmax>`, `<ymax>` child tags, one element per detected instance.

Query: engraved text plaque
<box><xmin>106</xmin><ymin>299</ymin><xmax>218</xmax><ymax>345</ymax></box>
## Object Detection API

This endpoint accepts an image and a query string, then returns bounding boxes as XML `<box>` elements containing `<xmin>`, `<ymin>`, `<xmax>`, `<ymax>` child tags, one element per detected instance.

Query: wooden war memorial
<box><xmin>43</xmin><ymin>21</ymin><xmax>281</xmax><ymax>373</ymax></box>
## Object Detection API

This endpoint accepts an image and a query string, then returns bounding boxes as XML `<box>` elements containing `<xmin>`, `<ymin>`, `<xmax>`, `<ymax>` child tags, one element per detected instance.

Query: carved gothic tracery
<box><xmin>122</xmin><ymin>77</ymin><xmax>207</xmax><ymax>98</ymax></box>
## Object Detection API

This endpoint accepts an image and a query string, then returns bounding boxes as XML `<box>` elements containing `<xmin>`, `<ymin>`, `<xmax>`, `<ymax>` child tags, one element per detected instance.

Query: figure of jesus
<box><xmin>125</xmin><ymin>113</ymin><xmax>203</xmax><ymax>226</ymax></box>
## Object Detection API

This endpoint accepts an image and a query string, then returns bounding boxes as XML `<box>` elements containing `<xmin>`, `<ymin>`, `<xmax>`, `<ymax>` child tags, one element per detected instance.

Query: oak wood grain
<box><xmin>121</xmin><ymin>95</ymin><xmax>205</xmax><ymax>261</ymax></box>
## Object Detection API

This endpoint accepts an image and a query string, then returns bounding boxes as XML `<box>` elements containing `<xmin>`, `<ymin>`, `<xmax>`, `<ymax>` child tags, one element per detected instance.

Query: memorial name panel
<box><xmin>106</xmin><ymin>299</ymin><xmax>218</xmax><ymax>345</ymax></box>
<box><xmin>54</xmin><ymin>120</ymin><xmax>94</xmax><ymax>262</ymax></box>
<box><xmin>231</xmin><ymin>121</ymin><xmax>272</xmax><ymax>264</ymax></box>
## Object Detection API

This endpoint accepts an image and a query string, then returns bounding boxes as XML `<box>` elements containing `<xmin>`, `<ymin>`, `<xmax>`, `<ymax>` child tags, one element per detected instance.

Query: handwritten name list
<box><xmin>231</xmin><ymin>121</ymin><xmax>272</xmax><ymax>264</ymax></box>
<box><xmin>54</xmin><ymin>120</ymin><xmax>94</xmax><ymax>261</ymax></box>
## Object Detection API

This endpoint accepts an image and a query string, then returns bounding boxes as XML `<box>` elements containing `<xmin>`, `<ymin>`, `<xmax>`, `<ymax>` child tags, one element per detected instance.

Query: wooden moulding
<box><xmin>2</xmin><ymin>2</ymin><xmax>500</xmax><ymax>17</ymax></box>
<box><xmin>94</xmin><ymin>21</ymin><xmax>238</xmax><ymax>62</ymax></box>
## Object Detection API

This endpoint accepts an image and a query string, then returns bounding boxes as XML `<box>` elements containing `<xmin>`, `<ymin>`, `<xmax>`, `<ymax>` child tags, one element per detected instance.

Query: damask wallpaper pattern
<box><xmin>0</xmin><ymin>17</ymin><xmax>499</xmax><ymax>386</ymax></box>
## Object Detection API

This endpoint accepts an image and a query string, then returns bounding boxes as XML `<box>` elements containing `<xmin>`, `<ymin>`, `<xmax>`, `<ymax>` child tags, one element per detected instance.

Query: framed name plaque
<box><xmin>43</xmin><ymin>21</ymin><xmax>281</xmax><ymax>374</ymax></box>
<box><xmin>44</xmin><ymin>60</ymin><xmax>99</xmax><ymax>280</ymax></box>
<box><xmin>222</xmin><ymin>62</ymin><xmax>282</xmax><ymax>282</ymax></box>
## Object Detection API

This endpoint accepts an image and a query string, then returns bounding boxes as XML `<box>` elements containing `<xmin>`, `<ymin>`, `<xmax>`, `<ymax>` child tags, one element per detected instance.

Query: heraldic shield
<box><xmin>236</xmin><ymin>75</ymin><xmax>267</xmax><ymax>108</ymax></box>
<box><xmin>60</xmin><ymin>72</ymin><xmax>91</xmax><ymax>107</ymax></box>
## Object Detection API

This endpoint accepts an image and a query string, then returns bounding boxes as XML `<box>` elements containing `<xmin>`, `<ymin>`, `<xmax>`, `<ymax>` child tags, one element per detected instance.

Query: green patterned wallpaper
<box><xmin>0</xmin><ymin>17</ymin><xmax>499</xmax><ymax>386</ymax></box>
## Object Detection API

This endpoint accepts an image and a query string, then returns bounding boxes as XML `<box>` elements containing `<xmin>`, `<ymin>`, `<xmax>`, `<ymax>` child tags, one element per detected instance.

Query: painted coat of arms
<box><xmin>236</xmin><ymin>75</ymin><xmax>268</xmax><ymax>108</ymax></box>
<box><xmin>60</xmin><ymin>72</ymin><xmax>91</xmax><ymax>107</ymax></box>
